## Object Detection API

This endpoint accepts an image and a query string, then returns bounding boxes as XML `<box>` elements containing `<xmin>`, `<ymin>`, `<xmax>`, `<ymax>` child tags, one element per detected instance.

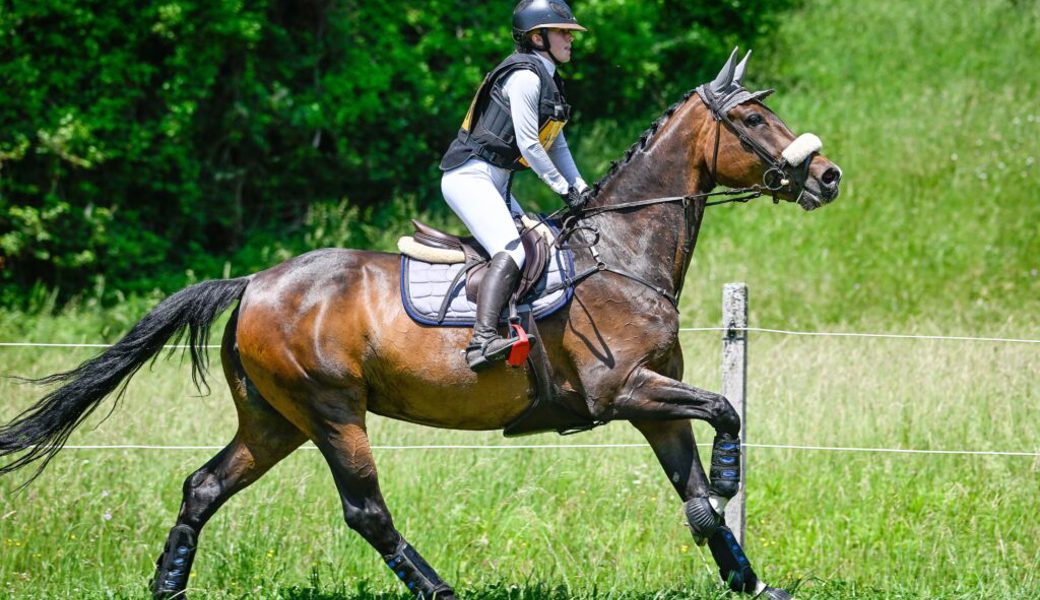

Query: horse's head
<box><xmin>696</xmin><ymin>49</ymin><xmax>842</xmax><ymax>210</ymax></box>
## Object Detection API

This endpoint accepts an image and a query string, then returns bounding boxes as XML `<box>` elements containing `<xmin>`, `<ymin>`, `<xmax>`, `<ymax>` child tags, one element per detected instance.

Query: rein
<box><xmin>530</xmin><ymin>93</ymin><xmax>815</xmax><ymax>310</ymax></box>
<box><xmin>536</xmin><ymin>185</ymin><xmax>765</xmax><ymax>307</ymax></box>
<box><xmin>542</xmin><ymin>187</ymin><xmax>765</xmax><ymax>310</ymax></box>
<box><xmin>578</xmin><ymin>186</ymin><xmax>765</xmax><ymax>217</ymax></box>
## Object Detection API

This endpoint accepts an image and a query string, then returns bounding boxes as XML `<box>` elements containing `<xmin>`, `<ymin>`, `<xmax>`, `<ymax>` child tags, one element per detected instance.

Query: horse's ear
<box><xmin>733</xmin><ymin>50</ymin><xmax>752</xmax><ymax>86</ymax></box>
<box><xmin>709</xmin><ymin>47</ymin><xmax>740</xmax><ymax>93</ymax></box>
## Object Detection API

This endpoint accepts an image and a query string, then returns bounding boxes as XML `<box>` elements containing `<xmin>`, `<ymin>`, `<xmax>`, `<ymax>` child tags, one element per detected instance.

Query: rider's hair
<box><xmin>514</xmin><ymin>31</ymin><xmax>537</xmax><ymax>53</ymax></box>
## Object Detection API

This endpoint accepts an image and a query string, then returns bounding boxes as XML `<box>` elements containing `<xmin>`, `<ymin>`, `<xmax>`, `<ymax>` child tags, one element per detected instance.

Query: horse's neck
<box><xmin>587</xmin><ymin>99</ymin><xmax>712</xmax><ymax>301</ymax></box>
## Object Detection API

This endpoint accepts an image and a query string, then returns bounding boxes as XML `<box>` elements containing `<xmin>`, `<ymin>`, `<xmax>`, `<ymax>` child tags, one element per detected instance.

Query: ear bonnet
<box><xmin>695</xmin><ymin>48</ymin><xmax>775</xmax><ymax>115</ymax></box>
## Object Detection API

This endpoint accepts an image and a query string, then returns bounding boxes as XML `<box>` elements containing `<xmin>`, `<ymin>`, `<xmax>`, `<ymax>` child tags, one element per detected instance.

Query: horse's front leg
<box><xmin>613</xmin><ymin>368</ymin><xmax>743</xmax><ymax>511</ymax></box>
<box><xmin>619</xmin><ymin>371</ymin><xmax>792</xmax><ymax>599</ymax></box>
<box><xmin>634</xmin><ymin>420</ymin><xmax>791</xmax><ymax>599</ymax></box>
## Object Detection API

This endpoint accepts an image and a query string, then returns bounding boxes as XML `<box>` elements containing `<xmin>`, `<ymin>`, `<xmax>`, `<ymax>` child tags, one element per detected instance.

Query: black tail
<box><xmin>0</xmin><ymin>277</ymin><xmax>251</xmax><ymax>483</ymax></box>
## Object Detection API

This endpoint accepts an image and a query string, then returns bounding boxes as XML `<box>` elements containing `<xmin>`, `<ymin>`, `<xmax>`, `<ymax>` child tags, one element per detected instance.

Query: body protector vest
<box><xmin>440</xmin><ymin>53</ymin><xmax>570</xmax><ymax>172</ymax></box>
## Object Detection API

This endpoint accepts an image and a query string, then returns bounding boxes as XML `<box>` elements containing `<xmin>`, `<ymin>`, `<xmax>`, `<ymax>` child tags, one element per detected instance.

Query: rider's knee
<box><xmin>503</xmin><ymin>239</ymin><xmax>526</xmax><ymax>269</ymax></box>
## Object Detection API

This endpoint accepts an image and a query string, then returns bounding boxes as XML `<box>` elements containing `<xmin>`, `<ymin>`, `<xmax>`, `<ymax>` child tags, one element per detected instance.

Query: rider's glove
<box><xmin>560</xmin><ymin>186</ymin><xmax>592</xmax><ymax>211</ymax></box>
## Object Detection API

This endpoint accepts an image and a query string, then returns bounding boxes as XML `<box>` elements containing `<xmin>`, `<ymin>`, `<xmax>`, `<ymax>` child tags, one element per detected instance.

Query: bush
<box><xmin>0</xmin><ymin>0</ymin><xmax>792</xmax><ymax>306</ymax></box>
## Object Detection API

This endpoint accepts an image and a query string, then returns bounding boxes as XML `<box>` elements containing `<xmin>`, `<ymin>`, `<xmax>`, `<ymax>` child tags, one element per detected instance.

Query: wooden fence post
<box><xmin>722</xmin><ymin>283</ymin><xmax>748</xmax><ymax>545</ymax></box>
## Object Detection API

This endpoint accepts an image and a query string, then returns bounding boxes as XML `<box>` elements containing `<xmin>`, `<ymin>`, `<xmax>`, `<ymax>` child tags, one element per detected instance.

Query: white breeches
<box><xmin>441</xmin><ymin>158</ymin><xmax>526</xmax><ymax>269</ymax></box>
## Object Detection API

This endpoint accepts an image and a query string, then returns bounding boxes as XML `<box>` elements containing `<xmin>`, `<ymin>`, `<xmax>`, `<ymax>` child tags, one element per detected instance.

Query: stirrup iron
<box><xmin>464</xmin><ymin>325</ymin><xmax>536</xmax><ymax>370</ymax></box>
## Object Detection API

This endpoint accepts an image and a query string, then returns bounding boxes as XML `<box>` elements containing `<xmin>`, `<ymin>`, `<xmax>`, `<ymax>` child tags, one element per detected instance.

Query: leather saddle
<box><xmin>410</xmin><ymin>219</ymin><xmax>552</xmax><ymax>305</ymax></box>
<box><xmin>409</xmin><ymin>218</ymin><xmax>599</xmax><ymax>438</ymax></box>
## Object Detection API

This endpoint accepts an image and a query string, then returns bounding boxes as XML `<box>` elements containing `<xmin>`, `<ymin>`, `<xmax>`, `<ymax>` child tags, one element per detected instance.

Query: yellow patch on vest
<box><xmin>460</xmin><ymin>72</ymin><xmax>492</xmax><ymax>132</ymax></box>
<box><xmin>519</xmin><ymin>119</ymin><xmax>567</xmax><ymax>168</ymax></box>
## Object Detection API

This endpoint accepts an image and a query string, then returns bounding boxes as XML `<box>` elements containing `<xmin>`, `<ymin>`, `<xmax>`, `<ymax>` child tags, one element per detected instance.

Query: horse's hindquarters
<box><xmin>233</xmin><ymin>249</ymin><xmax>533</xmax><ymax>432</ymax></box>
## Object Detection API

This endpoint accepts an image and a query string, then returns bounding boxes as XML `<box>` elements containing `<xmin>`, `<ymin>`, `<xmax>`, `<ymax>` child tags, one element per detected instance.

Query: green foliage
<box><xmin>0</xmin><ymin>0</ymin><xmax>270</xmax><ymax>300</ymax></box>
<box><xmin>0</xmin><ymin>0</ymin><xmax>790</xmax><ymax>305</ymax></box>
<box><xmin>574</xmin><ymin>0</ymin><xmax>793</xmax><ymax>120</ymax></box>
<box><xmin>509</xmin><ymin>0</ymin><xmax>1040</xmax><ymax>332</ymax></box>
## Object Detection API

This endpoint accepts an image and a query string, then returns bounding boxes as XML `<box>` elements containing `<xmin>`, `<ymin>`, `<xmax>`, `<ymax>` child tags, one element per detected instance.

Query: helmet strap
<box><xmin>533</xmin><ymin>27</ymin><xmax>562</xmax><ymax>64</ymax></box>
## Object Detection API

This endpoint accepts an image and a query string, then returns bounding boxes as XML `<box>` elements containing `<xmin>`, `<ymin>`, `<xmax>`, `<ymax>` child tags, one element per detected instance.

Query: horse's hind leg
<box><xmin>308</xmin><ymin>406</ymin><xmax>455</xmax><ymax>600</ymax></box>
<box><xmin>633</xmin><ymin>420</ymin><xmax>792</xmax><ymax>600</ymax></box>
<box><xmin>151</xmin><ymin>330</ymin><xmax>306</xmax><ymax>599</ymax></box>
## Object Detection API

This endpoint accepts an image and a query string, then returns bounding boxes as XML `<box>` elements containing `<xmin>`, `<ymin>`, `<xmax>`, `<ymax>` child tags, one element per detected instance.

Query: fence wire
<box><xmin>56</xmin><ymin>443</ymin><xmax>1040</xmax><ymax>458</ymax></box>
<box><xmin>679</xmin><ymin>327</ymin><xmax>1040</xmax><ymax>344</ymax></box>
<box><xmin>4</xmin><ymin>327</ymin><xmax>1040</xmax><ymax>348</ymax></box>
<box><xmin>4</xmin><ymin>327</ymin><xmax>1038</xmax><ymax>458</ymax></box>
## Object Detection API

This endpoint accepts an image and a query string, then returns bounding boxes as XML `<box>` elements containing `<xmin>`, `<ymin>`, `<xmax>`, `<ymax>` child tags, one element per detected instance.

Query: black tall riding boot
<box><xmin>465</xmin><ymin>252</ymin><xmax>533</xmax><ymax>370</ymax></box>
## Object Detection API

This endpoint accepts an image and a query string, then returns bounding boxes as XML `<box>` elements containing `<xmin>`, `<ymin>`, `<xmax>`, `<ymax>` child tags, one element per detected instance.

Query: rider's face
<box><xmin>549</xmin><ymin>29</ymin><xmax>574</xmax><ymax>63</ymax></box>
<box><xmin>534</xmin><ymin>29</ymin><xmax>575</xmax><ymax>63</ymax></box>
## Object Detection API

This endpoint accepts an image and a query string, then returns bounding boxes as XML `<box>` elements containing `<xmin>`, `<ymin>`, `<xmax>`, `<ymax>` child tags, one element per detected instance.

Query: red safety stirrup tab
<box><xmin>506</xmin><ymin>323</ymin><xmax>530</xmax><ymax>367</ymax></box>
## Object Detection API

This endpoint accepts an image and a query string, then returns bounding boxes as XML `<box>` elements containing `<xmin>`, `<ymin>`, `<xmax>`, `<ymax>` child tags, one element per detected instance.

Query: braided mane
<box><xmin>588</xmin><ymin>89</ymin><xmax>698</xmax><ymax>199</ymax></box>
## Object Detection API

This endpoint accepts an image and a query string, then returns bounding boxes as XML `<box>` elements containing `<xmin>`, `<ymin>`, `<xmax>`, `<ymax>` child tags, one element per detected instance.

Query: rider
<box><xmin>441</xmin><ymin>0</ymin><xmax>593</xmax><ymax>371</ymax></box>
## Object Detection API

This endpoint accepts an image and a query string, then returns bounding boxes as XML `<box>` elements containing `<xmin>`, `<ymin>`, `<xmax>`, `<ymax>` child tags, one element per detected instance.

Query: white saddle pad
<box><xmin>400</xmin><ymin>245</ymin><xmax>575</xmax><ymax>327</ymax></box>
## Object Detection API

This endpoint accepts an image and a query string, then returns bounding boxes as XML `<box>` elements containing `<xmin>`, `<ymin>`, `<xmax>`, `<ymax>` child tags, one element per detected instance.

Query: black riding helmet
<box><xmin>512</xmin><ymin>0</ymin><xmax>587</xmax><ymax>62</ymax></box>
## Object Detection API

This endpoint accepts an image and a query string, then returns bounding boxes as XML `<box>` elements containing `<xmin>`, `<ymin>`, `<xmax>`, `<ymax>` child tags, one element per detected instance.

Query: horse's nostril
<box><xmin>821</xmin><ymin>167</ymin><xmax>841</xmax><ymax>185</ymax></box>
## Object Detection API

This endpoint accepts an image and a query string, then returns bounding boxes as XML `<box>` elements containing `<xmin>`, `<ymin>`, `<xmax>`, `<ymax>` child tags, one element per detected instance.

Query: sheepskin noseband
<box><xmin>781</xmin><ymin>133</ymin><xmax>822</xmax><ymax>167</ymax></box>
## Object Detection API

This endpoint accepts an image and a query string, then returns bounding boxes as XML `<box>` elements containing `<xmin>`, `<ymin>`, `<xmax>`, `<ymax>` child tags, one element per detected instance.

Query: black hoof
<box><xmin>759</xmin><ymin>586</ymin><xmax>794</xmax><ymax>600</ymax></box>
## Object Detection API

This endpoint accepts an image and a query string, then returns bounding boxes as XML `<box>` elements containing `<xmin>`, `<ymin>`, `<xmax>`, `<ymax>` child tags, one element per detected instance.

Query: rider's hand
<box><xmin>560</xmin><ymin>186</ymin><xmax>592</xmax><ymax>211</ymax></box>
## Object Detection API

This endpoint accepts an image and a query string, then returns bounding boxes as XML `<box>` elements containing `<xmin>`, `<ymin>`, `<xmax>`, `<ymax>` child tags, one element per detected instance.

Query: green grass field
<box><xmin>3</xmin><ymin>0</ymin><xmax>1040</xmax><ymax>598</ymax></box>
<box><xmin>2</xmin><ymin>329</ymin><xmax>1038</xmax><ymax>599</ymax></box>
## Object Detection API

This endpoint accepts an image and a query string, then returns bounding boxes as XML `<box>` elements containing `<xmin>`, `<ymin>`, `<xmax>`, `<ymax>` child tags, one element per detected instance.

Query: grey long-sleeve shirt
<box><xmin>501</xmin><ymin>52</ymin><xmax>587</xmax><ymax>194</ymax></box>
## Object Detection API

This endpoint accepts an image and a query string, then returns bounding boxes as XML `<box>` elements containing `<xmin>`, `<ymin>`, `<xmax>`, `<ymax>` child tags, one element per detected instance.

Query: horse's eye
<box><xmin>745</xmin><ymin>113</ymin><xmax>765</xmax><ymax>127</ymax></box>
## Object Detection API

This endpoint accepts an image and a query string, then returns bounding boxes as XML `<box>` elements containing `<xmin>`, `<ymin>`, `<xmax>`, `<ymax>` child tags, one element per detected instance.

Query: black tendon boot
<box><xmin>383</xmin><ymin>539</ymin><xmax>455</xmax><ymax>599</ymax></box>
<box><xmin>150</xmin><ymin>524</ymin><xmax>197</xmax><ymax>599</ymax></box>
<box><xmin>465</xmin><ymin>252</ymin><xmax>532</xmax><ymax>370</ymax></box>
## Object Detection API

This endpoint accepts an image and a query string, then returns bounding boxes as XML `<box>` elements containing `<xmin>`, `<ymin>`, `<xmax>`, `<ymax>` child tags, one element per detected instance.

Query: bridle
<box><xmin>539</xmin><ymin>90</ymin><xmax>819</xmax><ymax>309</ymax></box>
<box><xmin>703</xmin><ymin>88</ymin><xmax>817</xmax><ymax>204</ymax></box>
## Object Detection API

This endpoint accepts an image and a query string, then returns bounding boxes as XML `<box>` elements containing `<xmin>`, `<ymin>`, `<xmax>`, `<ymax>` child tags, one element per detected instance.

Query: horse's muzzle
<box><xmin>797</xmin><ymin>158</ymin><xmax>842</xmax><ymax>211</ymax></box>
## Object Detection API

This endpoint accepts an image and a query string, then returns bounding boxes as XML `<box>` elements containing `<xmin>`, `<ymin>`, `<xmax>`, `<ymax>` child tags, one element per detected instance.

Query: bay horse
<box><xmin>0</xmin><ymin>50</ymin><xmax>841</xmax><ymax>599</ymax></box>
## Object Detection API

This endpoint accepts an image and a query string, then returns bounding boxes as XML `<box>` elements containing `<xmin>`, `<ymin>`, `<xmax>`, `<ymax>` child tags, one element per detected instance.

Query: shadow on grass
<box><xmin>275</xmin><ymin>580</ymin><xmax>732</xmax><ymax>600</ymax></box>
<box><xmin>274</xmin><ymin>578</ymin><xmax>998</xmax><ymax>600</ymax></box>
<box><xmin>60</xmin><ymin>576</ymin><xmax>993</xmax><ymax>600</ymax></box>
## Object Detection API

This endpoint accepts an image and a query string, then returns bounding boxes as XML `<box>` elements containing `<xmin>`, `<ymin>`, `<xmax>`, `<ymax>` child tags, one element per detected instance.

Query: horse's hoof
<box><xmin>758</xmin><ymin>586</ymin><xmax>794</xmax><ymax>600</ymax></box>
<box><xmin>151</xmin><ymin>589</ymin><xmax>188</xmax><ymax>600</ymax></box>
<box><xmin>150</xmin><ymin>575</ymin><xmax>189</xmax><ymax>600</ymax></box>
